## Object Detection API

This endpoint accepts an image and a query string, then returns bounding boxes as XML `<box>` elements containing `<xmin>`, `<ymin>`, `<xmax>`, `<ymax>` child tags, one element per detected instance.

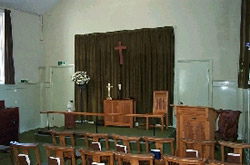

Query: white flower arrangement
<box><xmin>71</xmin><ymin>71</ymin><xmax>90</xmax><ymax>85</ymax></box>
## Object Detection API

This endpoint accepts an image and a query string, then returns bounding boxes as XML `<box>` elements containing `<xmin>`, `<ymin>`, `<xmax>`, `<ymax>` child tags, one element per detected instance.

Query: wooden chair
<box><xmin>43</xmin><ymin>143</ymin><xmax>76</xmax><ymax>165</ymax></box>
<box><xmin>10</xmin><ymin>141</ymin><xmax>41</xmax><ymax>165</ymax></box>
<box><xmin>181</xmin><ymin>138</ymin><xmax>215</xmax><ymax>159</ymax></box>
<box><xmin>83</xmin><ymin>132</ymin><xmax>110</xmax><ymax>150</ymax></box>
<box><xmin>49</xmin><ymin>130</ymin><xmax>80</xmax><ymax>160</ymax></box>
<box><xmin>146</xmin><ymin>91</ymin><xmax>168</xmax><ymax>131</ymax></box>
<box><xmin>143</xmin><ymin>136</ymin><xmax>175</xmax><ymax>165</ymax></box>
<box><xmin>79</xmin><ymin>149</ymin><xmax>114</xmax><ymax>165</ymax></box>
<box><xmin>215</xmin><ymin>110</ymin><xmax>241</xmax><ymax>142</ymax></box>
<box><xmin>50</xmin><ymin>130</ymin><xmax>76</xmax><ymax>147</ymax></box>
<box><xmin>115</xmin><ymin>152</ymin><xmax>154</xmax><ymax>165</ymax></box>
<box><xmin>111</xmin><ymin>134</ymin><xmax>141</xmax><ymax>153</ymax></box>
<box><xmin>163</xmin><ymin>155</ymin><xmax>206</xmax><ymax>165</ymax></box>
<box><xmin>218</xmin><ymin>140</ymin><xmax>250</xmax><ymax>164</ymax></box>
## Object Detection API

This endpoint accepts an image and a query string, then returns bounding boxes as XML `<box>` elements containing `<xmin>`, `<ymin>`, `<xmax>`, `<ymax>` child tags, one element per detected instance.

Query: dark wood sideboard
<box><xmin>103</xmin><ymin>99</ymin><xmax>134</xmax><ymax>128</ymax></box>
<box><xmin>0</xmin><ymin>100</ymin><xmax>19</xmax><ymax>145</ymax></box>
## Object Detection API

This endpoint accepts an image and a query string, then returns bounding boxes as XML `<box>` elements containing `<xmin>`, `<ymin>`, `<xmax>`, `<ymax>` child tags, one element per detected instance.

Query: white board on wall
<box><xmin>176</xmin><ymin>59</ymin><xmax>212</xmax><ymax>107</ymax></box>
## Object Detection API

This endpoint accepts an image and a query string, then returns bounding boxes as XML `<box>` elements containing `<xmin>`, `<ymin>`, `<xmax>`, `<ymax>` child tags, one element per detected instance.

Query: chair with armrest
<box><xmin>163</xmin><ymin>155</ymin><xmax>206</xmax><ymax>165</ymax></box>
<box><xmin>218</xmin><ymin>140</ymin><xmax>250</xmax><ymax>164</ymax></box>
<box><xmin>181</xmin><ymin>138</ymin><xmax>215</xmax><ymax>159</ymax></box>
<box><xmin>143</xmin><ymin>136</ymin><xmax>175</xmax><ymax>165</ymax></box>
<box><xmin>215</xmin><ymin>110</ymin><xmax>241</xmax><ymax>142</ymax></box>
<box><xmin>43</xmin><ymin>143</ymin><xmax>76</xmax><ymax>165</ymax></box>
<box><xmin>115</xmin><ymin>152</ymin><xmax>154</xmax><ymax>165</ymax></box>
<box><xmin>10</xmin><ymin>141</ymin><xmax>41</xmax><ymax>165</ymax></box>
<box><xmin>111</xmin><ymin>134</ymin><xmax>141</xmax><ymax>154</ymax></box>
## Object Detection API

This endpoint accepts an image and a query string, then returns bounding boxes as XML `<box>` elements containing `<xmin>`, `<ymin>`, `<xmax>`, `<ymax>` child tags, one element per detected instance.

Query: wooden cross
<box><xmin>114</xmin><ymin>41</ymin><xmax>127</xmax><ymax>65</ymax></box>
<box><xmin>106</xmin><ymin>83</ymin><xmax>113</xmax><ymax>100</ymax></box>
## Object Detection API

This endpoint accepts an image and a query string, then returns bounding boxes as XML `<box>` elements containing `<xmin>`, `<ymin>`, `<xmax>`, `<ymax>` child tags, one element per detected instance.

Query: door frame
<box><xmin>176</xmin><ymin>59</ymin><xmax>213</xmax><ymax>107</ymax></box>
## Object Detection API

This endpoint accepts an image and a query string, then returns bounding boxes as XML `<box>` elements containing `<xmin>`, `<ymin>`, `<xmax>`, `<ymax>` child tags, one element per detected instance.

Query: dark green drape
<box><xmin>238</xmin><ymin>0</ymin><xmax>250</xmax><ymax>88</ymax></box>
<box><xmin>75</xmin><ymin>27</ymin><xmax>175</xmax><ymax>124</ymax></box>
<box><xmin>4</xmin><ymin>9</ymin><xmax>15</xmax><ymax>84</ymax></box>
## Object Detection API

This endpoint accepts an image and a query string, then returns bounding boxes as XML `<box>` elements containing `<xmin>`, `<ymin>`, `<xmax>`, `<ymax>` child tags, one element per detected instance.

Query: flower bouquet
<box><xmin>71</xmin><ymin>71</ymin><xmax>90</xmax><ymax>86</ymax></box>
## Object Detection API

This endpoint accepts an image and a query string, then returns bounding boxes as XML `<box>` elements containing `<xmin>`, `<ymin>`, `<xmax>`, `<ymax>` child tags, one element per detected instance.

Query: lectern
<box><xmin>174</xmin><ymin>105</ymin><xmax>218</xmax><ymax>159</ymax></box>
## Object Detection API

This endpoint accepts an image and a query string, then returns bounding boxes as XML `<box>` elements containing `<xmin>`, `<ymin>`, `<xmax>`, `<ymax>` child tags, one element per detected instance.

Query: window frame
<box><xmin>0</xmin><ymin>9</ymin><xmax>4</xmax><ymax>84</ymax></box>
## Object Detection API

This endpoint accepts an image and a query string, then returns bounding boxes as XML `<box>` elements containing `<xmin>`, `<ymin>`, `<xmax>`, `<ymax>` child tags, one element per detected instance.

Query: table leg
<box><xmin>146</xmin><ymin>117</ymin><xmax>149</xmax><ymax>130</ymax></box>
<box><xmin>96</xmin><ymin>116</ymin><xmax>98</xmax><ymax>133</ymax></box>
<box><xmin>47</xmin><ymin>113</ymin><xmax>50</xmax><ymax>130</ymax></box>
<box><xmin>165</xmin><ymin>114</ymin><xmax>168</xmax><ymax>128</ymax></box>
<box><xmin>161</xmin><ymin>117</ymin><xmax>164</xmax><ymax>132</ymax></box>
<box><xmin>10</xmin><ymin>147</ymin><xmax>14</xmax><ymax>165</ymax></box>
<box><xmin>153</xmin><ymin>117</ymin><xmax>155</xmax><ymax>136</ymax></box>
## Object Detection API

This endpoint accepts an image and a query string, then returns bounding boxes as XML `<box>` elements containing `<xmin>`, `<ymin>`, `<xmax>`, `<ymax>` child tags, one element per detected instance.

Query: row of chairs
<box><xmin>10</xmin><ymin>130</ymin><xmax>250</xmax><ymax>164</ymax></box>
<box><xmin>10</xmin><ymin>130</ymin><xmax>175</xmax><ymax>165</ymax></box>
<box><xmin>50</xmin><ymin>130</ymin><xmax>175</xmax><ymax>164</ymax></box>
<box><xmin>10</xmin><ymin>141</ymin><xmax>207</xmax><ymax>165</ymax></box>
<box><xmin>50</xmin><ymin>130</ymin><xmax>175</xmax><ymax>155</ymax></box>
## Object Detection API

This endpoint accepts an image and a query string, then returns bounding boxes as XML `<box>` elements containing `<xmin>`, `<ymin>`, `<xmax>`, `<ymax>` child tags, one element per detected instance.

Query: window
<box><xmin>0</xmin><ymin>10</ymin><xmax>4</xmax><ymax>84</ymax></box>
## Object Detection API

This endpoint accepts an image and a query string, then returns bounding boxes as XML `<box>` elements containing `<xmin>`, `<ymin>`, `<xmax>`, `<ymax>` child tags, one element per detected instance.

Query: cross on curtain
<box><xmin>75</xmin><ymin>27</ymin><xmax>175</xmax><ymax>124</ymax></box>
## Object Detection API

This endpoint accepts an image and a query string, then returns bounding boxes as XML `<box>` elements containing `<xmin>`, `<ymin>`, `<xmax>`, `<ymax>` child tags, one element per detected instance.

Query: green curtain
<box><xmin>75</xmin><ymin>27</ymin><xmax>175</xmax><ymax>124</ymax></box>
<box><xmin>238</xmin><ymin>0</ymin><xmax>250</xmax><ymax>88</ymax></box>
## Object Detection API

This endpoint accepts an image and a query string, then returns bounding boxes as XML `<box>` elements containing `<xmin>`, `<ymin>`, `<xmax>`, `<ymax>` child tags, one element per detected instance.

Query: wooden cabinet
<box><xmin>174</xmin><ymin>105</ymin><xmax>218</xmax><ymax>158</ymax></box>
<box><xmin>0</xmin><ymin>106</ymin><xmax>19</xmax><ymax>145</ymax></box>
<box><xmin>103</xmin><ymin>99</ymin><xmax>134</xmax><ymax>128</ymax></box>
<box><xmin>64</xmin><ymin>114</ymin><xmax>75</xmax><ymax>129</ymax></box>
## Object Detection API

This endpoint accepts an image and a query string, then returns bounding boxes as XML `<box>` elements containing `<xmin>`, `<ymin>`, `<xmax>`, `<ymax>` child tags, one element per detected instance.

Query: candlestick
<box><xmin>118</xmin><ymin>83</ymin><xmax>122</xmax><ymax>99</ymax></box>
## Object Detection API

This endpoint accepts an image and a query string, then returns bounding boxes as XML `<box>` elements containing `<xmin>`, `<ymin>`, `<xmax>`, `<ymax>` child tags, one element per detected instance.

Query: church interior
<box><xmin>0</xmin><ymin>0</ymin><xmax>250</xmax><ymax>164</ymax></box>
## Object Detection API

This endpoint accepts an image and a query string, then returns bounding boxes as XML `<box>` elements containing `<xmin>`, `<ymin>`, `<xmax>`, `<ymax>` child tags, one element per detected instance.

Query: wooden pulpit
<box><xmin>174</xmin><ymin>105</ymin><xmax>218</xmax><ymax>159</ymax></box>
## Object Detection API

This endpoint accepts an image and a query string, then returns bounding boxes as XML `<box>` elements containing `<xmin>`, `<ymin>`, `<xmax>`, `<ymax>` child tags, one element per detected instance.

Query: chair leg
<box><xmin>165</xmin><ymin>114</ymin><xmax>168</xmax><ymax>128</ymax></box>
<box><xmin>146</xmin><ymin>117</ymin><xmax>149</xmax><ymax>130</ymax></box>
<box><xmin>161</xmin><ymin>117</ymin><xmax>164</xmax><ymax>132</ymax></box>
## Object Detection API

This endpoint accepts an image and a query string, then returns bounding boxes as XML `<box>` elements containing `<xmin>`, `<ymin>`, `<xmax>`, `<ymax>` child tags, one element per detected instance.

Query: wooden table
<box><xmin>126</xmin><ymin>113</ymin><xmax>165</xmax><ymax>135</ymax></box>
<box><xmin>40</xmin><ymin>111</ymin><xmax>109</xmax><ymax>133</ymax></box>
<box><xmin>40</xmin><ymin>111</ymin><xmax>165</xmax><ymax>136</ymax></box>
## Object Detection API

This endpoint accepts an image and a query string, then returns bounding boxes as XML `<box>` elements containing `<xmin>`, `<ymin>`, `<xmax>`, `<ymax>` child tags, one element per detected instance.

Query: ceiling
<box><xmin>0</xmin><ymin>0</ymin><xmax>60</xmax><ymax>15</ymax></box>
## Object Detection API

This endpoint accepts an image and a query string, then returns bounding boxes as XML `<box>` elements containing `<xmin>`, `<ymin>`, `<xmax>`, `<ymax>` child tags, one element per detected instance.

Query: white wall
<box><xmin>0</xmin><ymin>8</ymin><xmax>43</xmax><ymax>132</ymax></box>
<box><xmin>0</xmin><ymin>84</ymin><xmax>41</xmax><ymax>133</ymax></box>
<box><xmin>1</xmin><ymin>0</ymin><xmax>244</xmax><ymax>134</ymax></box>
<box><xmin>43</xmin><ymin>0</ymin><xmax>241</xmax><ymax>81</ymax></box>
<box><xmin>43</xmin><ymin>0</ymin><xmax>244</xmax><ymax>135</ymax></box>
